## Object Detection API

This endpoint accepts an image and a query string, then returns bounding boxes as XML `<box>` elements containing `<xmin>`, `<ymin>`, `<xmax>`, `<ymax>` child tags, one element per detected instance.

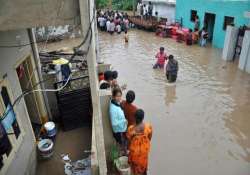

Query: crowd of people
<box><xmin>96</xmin><ymin>6</ymin><xmax>180</xmax><ymax>174</ymax></box>
<box><xmin>99</xmin><ymin>70</ymin><xmax>152</xmax><ymax>175</ymax></box>
<box><xmin>97</xmin><ymin>10</ymin><xmax>130</xmax><ymax>35</ymax></box>
<box><xmin>185</xmin><ymin>15</ymin><xmax>209</xmax><ymax>47</ymax></box>
<box><xmin>98</xmin><ymin>46</ymin><xmax>178</xmax><ymax>174</ymax></box>
<box><xmin>137</xmin><ymin>1</ymin><xmax>154</xmax><ymax>20</ymax></box>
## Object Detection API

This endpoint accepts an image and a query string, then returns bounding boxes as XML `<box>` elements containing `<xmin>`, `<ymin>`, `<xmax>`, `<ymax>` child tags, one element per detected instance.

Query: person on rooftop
<box><xmin>148</xmin><ymin>1</ymin><xmax>153</xmax><ymax>18</ymax></box>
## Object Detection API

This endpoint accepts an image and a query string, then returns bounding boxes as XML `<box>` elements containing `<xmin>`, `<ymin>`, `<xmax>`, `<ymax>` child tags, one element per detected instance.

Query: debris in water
<box><xmin>63</xmin><ymin>154</ymin><xmax>91</xmax><ymax>175</ymax></box>
<box><xmin>62</xmin><ymin>154</ymin><xmax>71</xmax><ymax>162</ymax></box>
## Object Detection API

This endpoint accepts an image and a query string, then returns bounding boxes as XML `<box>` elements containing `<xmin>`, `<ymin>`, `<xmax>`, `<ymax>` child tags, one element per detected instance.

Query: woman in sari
<box><xmin>127</xmin><ymin>109</ymin><xmax>153</xmax><ymax>175</ymax></box>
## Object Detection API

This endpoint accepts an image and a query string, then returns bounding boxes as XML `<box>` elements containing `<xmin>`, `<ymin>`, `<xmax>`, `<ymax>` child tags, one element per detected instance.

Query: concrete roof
<box><xmin>0</xmin><ymin>0</ymin><xmax>80</xmax><ymax>31</ymax></box>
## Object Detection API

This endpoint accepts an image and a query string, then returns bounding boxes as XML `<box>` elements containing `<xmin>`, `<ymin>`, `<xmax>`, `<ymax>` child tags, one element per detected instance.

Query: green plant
<box><xmin>96</xmin><ymin>0</ymin><xmax>108</xmax><ymax>9</ymax></box>
<box><xmin>110</xmin><ymin>144</ymin><xmax>119</xmax><ymax>164</ymax></box>
<box><xmin>112</xmin><ymin>0</ymin><xmax>134</xmax><ymax>10</ymax></box>
<box><xmin>96</xmin><ymin>0</ymin><xmax>134</xmax><ymax>10</ymax></box>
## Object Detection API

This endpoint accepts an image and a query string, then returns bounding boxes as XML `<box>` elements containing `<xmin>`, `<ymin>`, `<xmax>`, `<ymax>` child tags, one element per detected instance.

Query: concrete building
<box><xmin>175</xmin><ymin>0</ymin><xmax>250</xmax><ymax>48</ymax></box>
<box><xmin>142</xmin><ymin>0</ymin><xmax>176</xmax><ymax>21</ymax></box>
<box><xmin>0</xmin><ymin>29</ymin><xmax>48</xmax><ymax>175</ymax></box>
<box><xmin>0</xmin><ymin>0</ymin><xmax>107</xmax><ymax>175</ymax></box>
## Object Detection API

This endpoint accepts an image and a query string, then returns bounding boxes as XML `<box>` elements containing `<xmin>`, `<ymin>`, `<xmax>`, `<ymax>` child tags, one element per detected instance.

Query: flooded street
<box><xmin>98</xmin><ymin>30</ymin><xmax>250</xmax><ymax>175</ymax></box>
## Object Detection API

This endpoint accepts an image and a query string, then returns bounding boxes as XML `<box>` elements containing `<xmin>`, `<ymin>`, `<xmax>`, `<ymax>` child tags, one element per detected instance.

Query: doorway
<box><xmin>16</xmin><ymin>56</ymin><xmax>42</xmax><ymax>135</ymax></box>
<box><xmin>204</xmin><ymin>13</ymin><xmax>216</xmax><ymax>42</ymax></box>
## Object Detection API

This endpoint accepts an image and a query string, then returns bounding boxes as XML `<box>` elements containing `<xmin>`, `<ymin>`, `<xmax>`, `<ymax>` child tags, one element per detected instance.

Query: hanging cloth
<box><xmin>0</xmin><ymin>122</ymin><xmax>12</xmax><ymax>157</ymax></box>
<box><xmin>1</xmin><ymin>104</ymin><xmax>16</xmax><ymax>131</ymax></box>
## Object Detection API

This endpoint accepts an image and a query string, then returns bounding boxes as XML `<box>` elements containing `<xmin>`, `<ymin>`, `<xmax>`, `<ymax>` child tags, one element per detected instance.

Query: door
<box><xmin>204</xmin><ymin>13</ymin><xmax>216</xmax><ymax>42</ymax></box>
<box><xmin>16</xmin><ymin>56</ymin><xmax>42</xmax><ymax>125</ymax></box>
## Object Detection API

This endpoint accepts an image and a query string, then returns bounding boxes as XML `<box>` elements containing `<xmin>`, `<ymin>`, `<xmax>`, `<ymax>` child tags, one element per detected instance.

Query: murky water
<box><xmin>98</xmin><ymin>30</ymin><xmax>250</xmax><ymax>175</ymax></box>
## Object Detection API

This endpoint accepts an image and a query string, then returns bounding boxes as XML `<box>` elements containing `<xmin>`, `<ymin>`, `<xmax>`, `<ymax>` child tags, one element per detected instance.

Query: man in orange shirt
<box><xmin>121</xmin><ymin>90</ymin><xmax>137</xmax><ymax>127</ymax></box>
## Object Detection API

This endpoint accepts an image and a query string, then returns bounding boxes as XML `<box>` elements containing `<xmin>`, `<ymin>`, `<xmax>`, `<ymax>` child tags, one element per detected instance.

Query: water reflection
<box><xmin>98</xmin><ymin>29</ymin><xmax>250</xmax><ymax>175</ymax></box>
<box><xmin>165</xmin><ymin>84</ymin><xmax>177</xmax><ymax>106</ymax></box>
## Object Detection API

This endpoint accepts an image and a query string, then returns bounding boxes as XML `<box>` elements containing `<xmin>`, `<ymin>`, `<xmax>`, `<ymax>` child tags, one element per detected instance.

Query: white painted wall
<box><xmin>239</xmin><ymin>31</ymin><xmax>250</xmax><ymax>73</ymax></box>
<box><xmin>142</xmin><ymin>0</ymin><xmax>176</xmax><ymax>21</ymax></box>
<box><xmin>0</xmin><ymin>29</ymin><xmax>37</xmax><ymax>175</ymax></box>
<box><xmin>153</xmin><ymin>3</ymin><xmax>175</xmax><ymax>21</ymax></box>
<box><xmin>222</xmin><ymin>26</ymin><xmax>239</xmax><ymax>61</ymax></box>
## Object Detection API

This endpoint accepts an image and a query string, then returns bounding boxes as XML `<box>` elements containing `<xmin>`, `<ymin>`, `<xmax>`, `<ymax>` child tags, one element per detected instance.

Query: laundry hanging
<box><xmin>0</xmin><ymin>122</ymin><xmax>12</xmax><ymax>159</ymax></box>
<box><xmin>17</xmin><ymin>64</ymin><xmax>25</xmax><ymax>79</ymax></box>
<box><xmin>1</xmin><ymin>104</ymin><xmax>16</xmax><ymax>131</ymax></box>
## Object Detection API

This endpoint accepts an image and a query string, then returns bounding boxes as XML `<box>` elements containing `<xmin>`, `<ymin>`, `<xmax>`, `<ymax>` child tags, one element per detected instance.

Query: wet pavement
<box><xmin>36</xmin><ymin>127</ymin><xmax>91</xmax><ymax>175</ymax></box>
<box><xmin>98</xmin><ymin>29</ymin><xmax>250</xmax><ymax>175</ymax></box>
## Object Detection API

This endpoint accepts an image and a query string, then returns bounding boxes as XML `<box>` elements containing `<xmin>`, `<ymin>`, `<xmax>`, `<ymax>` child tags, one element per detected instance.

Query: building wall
<box><xmin>100</xmin><ymin>92</ymin><xmax>115</xmax><ymax>160</ymax></box>
<box><xmin>176</xmin><ymin>0</ymin><xmax>250</xmax><ymax>48</ymax></box>
<box><xmin>0</xmin><ymin>0</ymin><xmax>80</xmax><ymax>31</ymax></box>
<box><xmin>153</xmin><ymin>3</ymin><xmax>175</xmax><ymax>21</ymax></box>
<box><xmin>42</xmin><ymin>74</ymin><xmax>60</xmax><ymax>119</ymax></box>
<box><xmin>0</xmin><ymin>29</ymin><xmax>37</xmax><ymax>175</ymax></box>
<box><xmin>142</xmin><ymin>0</ymin><xmax>176</xmax><ymax>21</ymax></box>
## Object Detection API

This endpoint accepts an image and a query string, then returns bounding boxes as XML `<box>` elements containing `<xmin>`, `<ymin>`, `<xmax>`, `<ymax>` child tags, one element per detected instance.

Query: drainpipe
<box><xmin>28</xmin><ymin>28</ymin><xmax>52</xmax><ymax>121</ymax></box>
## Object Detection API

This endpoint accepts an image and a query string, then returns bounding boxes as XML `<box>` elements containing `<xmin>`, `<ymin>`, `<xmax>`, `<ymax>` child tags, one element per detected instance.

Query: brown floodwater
<box><xmin>98</xmin><ymin>29</ymin><xmax>250</xmax><ymax>175</ymax></box>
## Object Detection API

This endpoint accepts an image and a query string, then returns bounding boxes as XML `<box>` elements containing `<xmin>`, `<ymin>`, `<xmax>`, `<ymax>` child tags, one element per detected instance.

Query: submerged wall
<box><xmin>239</xmin><ymin>31</ymin><xmax>250</xmax><ymax>73</ymax></box>
<box><xmin>176</xmin><ymin>0</ymin><xmax>250</xmax><ymax>48</ymax></box>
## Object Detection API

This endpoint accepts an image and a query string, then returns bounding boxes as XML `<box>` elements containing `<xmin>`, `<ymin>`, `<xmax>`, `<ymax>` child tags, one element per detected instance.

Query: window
<box><xmin>223</xmin><ymin>16</ymin><xmax>234</xmax><ymax>30</ymax></box>
<box><xmin>190</xmin><ymin>10</ymin><xmax>197</xmax><ymax>22</ymax></box>
<box><xmin>1</xmin><ymin>87</ymin><xmax>21</xmax><ymax>139</ymax></box>
<box><xmin>0</xmin><ymin>79</ymin><xmax>23</xmax><ymax>173</ymax></box>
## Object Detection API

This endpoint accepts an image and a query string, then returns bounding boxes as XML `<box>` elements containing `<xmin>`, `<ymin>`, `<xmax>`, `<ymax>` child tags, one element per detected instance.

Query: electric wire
<box><xmin>0</xmin><ymin>7</ymin><xmax>95</xmax><ymax>122</ymax></box>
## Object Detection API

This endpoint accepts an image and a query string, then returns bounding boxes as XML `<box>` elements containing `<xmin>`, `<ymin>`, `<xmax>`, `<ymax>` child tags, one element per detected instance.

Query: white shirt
<box><xmin>137</xmin><ymin>3</ymin><xmax>141</xmax><ymax>13</ymax></box>
<box><xmin>143</xmin><ymin>6</ymin><xmax>147</xmax><ymax>15</ymax></box>
<box><xmin>201</xmin><ymin>31</ymin><xmax>207</xmax><ymax>39</ymax></box>
<box><xmin>110</xmin><ymin>22</ymin><xmax>115</xmax><ymax>32</ymax></box>
<box><xmin>99</xmin><ymin>17</ymin><xmax>106</xmax><ymax>27</ymax></box>
<box><xmin>106</xmin><ymin>21</ymin><xmax>111</xmax><ymax>31</ymax></box>
<box><xmin>98</xmin><ymin>17</ymin><xmax>101</xmax><ymax>23</ymax></box>
<box><xmin>116</xmin><ymin>25</ymin><xmax>121</xmax><ymax>33</ymax></box>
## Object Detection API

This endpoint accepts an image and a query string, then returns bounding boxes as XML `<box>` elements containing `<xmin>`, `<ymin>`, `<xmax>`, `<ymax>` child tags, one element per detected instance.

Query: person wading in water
<box><xmin>166</xmin><ymin>55</ymin><xmax>179</xmax><ymax>83</ymax></box>
<box><xmin>153</xmin><ymin>47</ymin><xmax>168</xmax><ymax>69</ymax></box>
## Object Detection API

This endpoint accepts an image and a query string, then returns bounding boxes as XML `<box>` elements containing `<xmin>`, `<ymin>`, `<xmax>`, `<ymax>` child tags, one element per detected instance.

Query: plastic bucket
<box><xmin>44</xmin><ymin>122</ymin><xmax>56</xmax><ymax>137</ymax></box>
<box><xmin>38</xmin><ymin>139</ymin><xmax>54</xmax><ymax>159</ymax></box>
<box><xmin>115</xmin><ymin>156</ymin><xmax>131</xmax><ymax>175</ymax></box>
